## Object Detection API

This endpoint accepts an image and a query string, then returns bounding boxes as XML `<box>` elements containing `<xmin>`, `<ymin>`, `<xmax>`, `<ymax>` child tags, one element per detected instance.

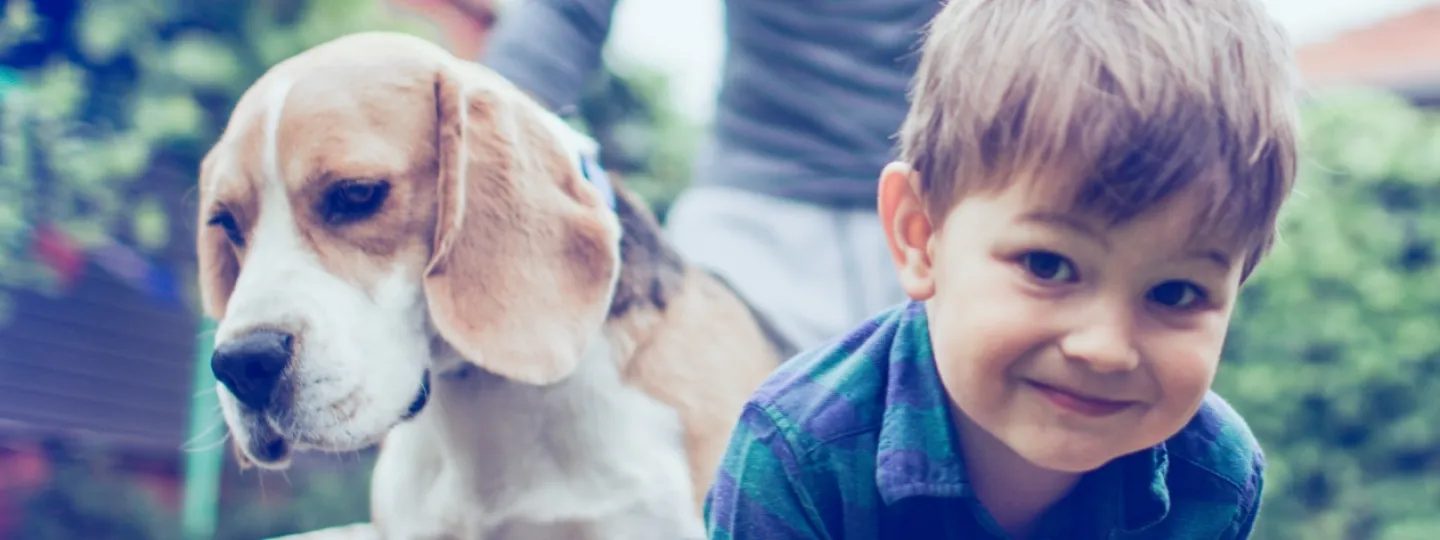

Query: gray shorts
<box><xmin>663</xmin><ymin>185</ymin><xmax>908</xmax><ymax>352</ymax></box>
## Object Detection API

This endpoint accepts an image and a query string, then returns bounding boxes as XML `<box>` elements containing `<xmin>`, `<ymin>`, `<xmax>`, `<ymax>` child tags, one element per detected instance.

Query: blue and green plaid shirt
<box><xmin>705</xmin><ymin>301</ymin><xmax>1265</xmax><ymax>539</ymax></box>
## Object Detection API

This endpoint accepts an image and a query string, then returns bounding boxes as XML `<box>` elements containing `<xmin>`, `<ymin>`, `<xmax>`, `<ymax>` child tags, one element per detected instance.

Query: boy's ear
<box><xmin>878</xmin><ymin>162</ymin><xmax>936</xmax><ymax>301</ymax></box>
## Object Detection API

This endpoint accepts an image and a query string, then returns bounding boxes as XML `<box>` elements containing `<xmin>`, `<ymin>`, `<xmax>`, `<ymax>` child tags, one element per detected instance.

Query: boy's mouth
<box><xmin>1026</xmin><ymin>381</ymin><xmax>1136</xmax><ymax>417</ymax></box>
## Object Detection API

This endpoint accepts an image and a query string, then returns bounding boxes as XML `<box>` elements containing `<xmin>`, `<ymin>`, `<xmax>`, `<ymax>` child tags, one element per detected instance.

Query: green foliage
<box><xmin>573</xmin><ymin>65</ymin><xmax>700</xmax><ymax>222</ymax></box>
<box><xmin>14</xmin><ymin>441</ymin><xmax>177</xmax><ymax>540</ymax></box>
<box><xmin>0</xmin><ymin>0</ymin><xmax>439</xmax><ymax>324</ymax></box>
<box><xmin>1217</xmin><ymin>89</ymin><xmax>1440</xmax><ymax>539</ymax></box>
<box><xmin>213</xmin><ymin>456</ymin><xmax>376</xmax><ymax>540</ymax></box>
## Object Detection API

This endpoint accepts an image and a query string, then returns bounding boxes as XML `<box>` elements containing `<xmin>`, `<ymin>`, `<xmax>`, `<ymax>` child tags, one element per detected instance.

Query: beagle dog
<box><xmin>197</xmin><ymin>32</ymin><xmax>791</xmax><ymax>539</ymax></box>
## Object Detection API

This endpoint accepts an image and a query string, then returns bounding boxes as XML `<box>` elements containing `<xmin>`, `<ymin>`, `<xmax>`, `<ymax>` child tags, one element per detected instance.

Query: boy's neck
<box><xmin>953</xmin><ymin>406</ymin><xmax>1080</xmax><ymax>539</ymax></box>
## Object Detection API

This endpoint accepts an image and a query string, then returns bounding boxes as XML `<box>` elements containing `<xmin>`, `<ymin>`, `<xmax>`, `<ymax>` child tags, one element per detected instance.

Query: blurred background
<box><xmin>0</xmin><ymin>0</ymin><xmax>1437</xmax><ymax>538</ymax></box>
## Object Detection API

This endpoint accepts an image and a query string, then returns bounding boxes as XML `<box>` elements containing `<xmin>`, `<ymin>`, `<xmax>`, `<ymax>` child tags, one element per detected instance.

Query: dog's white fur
<box><xmin>367</xmin><ymin>340</ymin><xmax>699</xmax><ymax>539</ymax></box>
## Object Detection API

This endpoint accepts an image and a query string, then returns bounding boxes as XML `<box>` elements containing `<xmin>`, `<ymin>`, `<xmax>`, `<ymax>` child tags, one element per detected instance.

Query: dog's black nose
<box><xmin>211</xmin><ymin>329</ymin><xmax>294</xmax><ymax>410</ymax></box>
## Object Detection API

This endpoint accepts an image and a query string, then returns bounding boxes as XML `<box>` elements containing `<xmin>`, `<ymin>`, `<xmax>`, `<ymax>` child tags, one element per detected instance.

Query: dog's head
<box><xmin>196</xmin><ymin>32</ymin><xmax>621</xmax><ymax>468</ymax></box>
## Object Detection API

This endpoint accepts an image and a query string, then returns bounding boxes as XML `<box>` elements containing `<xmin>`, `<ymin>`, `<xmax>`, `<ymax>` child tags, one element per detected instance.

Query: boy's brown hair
<box><xmin>897</xmin><ymin>0</ymin><xmax>1300</xmax><ymax>277</ymax></box>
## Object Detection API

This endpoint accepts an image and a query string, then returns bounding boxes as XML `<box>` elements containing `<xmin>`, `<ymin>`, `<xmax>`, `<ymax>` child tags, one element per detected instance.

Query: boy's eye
<box><xmin>1149</xmin><ymin>281</ymin><xmax>1206</xmax><ymax>309</ymax></box>
<box><xmin>1021</xmin><ymin>251</ymin><xmax>1077</xmax><ymax>283</ymax></box>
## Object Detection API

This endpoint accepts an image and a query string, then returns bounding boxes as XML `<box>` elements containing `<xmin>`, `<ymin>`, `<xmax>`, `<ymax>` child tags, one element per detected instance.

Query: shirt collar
<box><xmin>1110</xmin><ymin>444</ymin><xmax>1172</xmax><ymax>532</ymax></box>
<box><xmin>872</xmin><ymin>301</ymin><xmax>1171</xmax><ymax>532</ymax></box>
<box><xmin>873</xmin><ymin>301</ymin><xmax>969</xmax><ymax>503</ymax></box>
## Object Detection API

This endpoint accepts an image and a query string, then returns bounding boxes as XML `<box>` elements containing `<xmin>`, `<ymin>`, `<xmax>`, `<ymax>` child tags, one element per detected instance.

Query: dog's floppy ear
<box><xmin>424</xmin><ymin>66</ymin><xmax>620</xmax><ymax>385</ymax></box>
<box><xmin>195</xmin><ymin>160</ymin><xmax>240</xmax><ymax>320</ymax></box>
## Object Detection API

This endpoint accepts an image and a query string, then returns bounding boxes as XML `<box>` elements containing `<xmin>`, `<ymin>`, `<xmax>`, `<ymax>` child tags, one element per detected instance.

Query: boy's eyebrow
<box><xmin>1187</xmin><ymin>249</ymin><xmax>1233</xmax><ymax>272</ymax></box>
<box><xmin>1022</xmin><ymin>211</ymin><xmax>1235</xmax><ymax>271</ymax></box>
<box><xmin>1019</xmin><ymin>211</ymin><xmax>1110</xmax><ymax>249</ymax></box>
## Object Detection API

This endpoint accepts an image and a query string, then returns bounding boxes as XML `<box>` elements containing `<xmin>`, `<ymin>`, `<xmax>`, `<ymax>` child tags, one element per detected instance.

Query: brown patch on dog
<box><xmin>199</xmin><ymin>34</ymin><xmax>465</xmax><ymax>311</ymax></box>
<box><xmin>196</xmin><ymin>213</ymin><xmax>242</xmax><ymax>320</ymax></box>
<box><xmin>616</xmin><ymin>269</ymin><xmax>785</xmax><ymax>512</ymax></box>
<box><xmin>275</xmin><ymin>55</ymin><xmax>448</xmax><ymax>288</ymax></box>
<box><xmin>423</xmin><ymin>61</ymin><xmax>620</xmax><ymax>386</ymax></box>
<box><xmin>196</xmin><ymin>111</ymin><xmax>268</xmax><ymax>319</ymax></box>
<box><xmin>606</xmin><ymin>183</ymin><xmax>686</xmax><ymax>317</ymax></box>
<box><xmin>598</xmin><ymin>180</ymin><xmax>785</xmax><ymax>511</ymax></box>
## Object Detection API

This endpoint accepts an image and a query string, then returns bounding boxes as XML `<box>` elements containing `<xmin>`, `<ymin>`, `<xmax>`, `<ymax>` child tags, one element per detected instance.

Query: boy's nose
<box><xmin>1058</xmin><ymin>307</ymin><xmax>1140</xmax><ymax>373</ymax></box>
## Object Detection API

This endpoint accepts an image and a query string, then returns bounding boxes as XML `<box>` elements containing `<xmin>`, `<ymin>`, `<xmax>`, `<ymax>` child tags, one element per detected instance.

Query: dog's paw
<box><xmin>266</xmin><ymin>523</ymin><xmax>382</xmax><ymax>540</ymax></box>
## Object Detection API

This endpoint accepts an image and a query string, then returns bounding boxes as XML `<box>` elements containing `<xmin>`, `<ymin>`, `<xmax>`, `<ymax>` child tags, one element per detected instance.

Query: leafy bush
<box><xmin>214</xmin><ymin>455</ymin><xmax>376</xmax><ymax>540</ymax></box>
<box><xmin>0</xmin><ymin>0</ymin><xmax>439</xmax><ymax>323</ymax></box>
<box><xmin>573</xmin><ymin>66</ymin><xmax>699</xmax><ymax>222</ymax></box>
<box><xmin>0</xmin><ymin>0</ymin><xmax>698</xmax><ymax>320</ymax></box>
<box><xmin>13</xmin><ymin>440</ymin><xmax>177</xmax><ymax>540</ymax></box>
<box><xmin>1218</xmin><ymin>89</ymin><xmax>1440</xmax><ymax>540</ymax></box>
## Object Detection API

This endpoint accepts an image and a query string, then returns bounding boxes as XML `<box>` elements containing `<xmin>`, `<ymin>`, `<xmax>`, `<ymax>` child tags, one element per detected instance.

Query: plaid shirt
<box><xmin>705</xmin><ymin>301</ymin><xmax>1265</xmax><ymax>540</ymax></box>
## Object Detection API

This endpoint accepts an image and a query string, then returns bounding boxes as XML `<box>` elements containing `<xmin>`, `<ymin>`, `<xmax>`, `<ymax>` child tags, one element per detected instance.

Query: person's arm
<box><xmin>704</xmin><ymin>405</ymin><xmax>830</xmax><ymax>540</ymax></box>
<box><xmin>480</xmin><ymin>0</ymin><xmax>620</xmax><ymax>112</ymax></box>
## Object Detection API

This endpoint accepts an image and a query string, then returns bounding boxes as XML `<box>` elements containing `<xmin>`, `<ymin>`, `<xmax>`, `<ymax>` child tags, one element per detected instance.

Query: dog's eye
<box><xmin>322</xmin><ymin>180</ymin><xmax>389</xmax><ymax>225</ymax></box>
<box><xmin>207</xmin><ymin>211</ymin><xmax>245</xmax><ymax>247</ymax></box>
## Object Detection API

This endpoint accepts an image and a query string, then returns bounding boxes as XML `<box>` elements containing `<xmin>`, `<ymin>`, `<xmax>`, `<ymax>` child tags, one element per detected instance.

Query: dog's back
<box><xmin>599</xmin><ymin>181</ymin><xmax>791</xmax><ymax>511</ymax></box>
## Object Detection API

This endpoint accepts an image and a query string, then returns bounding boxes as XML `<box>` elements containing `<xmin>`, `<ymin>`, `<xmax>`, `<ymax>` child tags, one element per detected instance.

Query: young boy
<box><xmin>703</xmin><ymin>1</ymin><xmax>1299</xmax><ymax>539</ymax></box>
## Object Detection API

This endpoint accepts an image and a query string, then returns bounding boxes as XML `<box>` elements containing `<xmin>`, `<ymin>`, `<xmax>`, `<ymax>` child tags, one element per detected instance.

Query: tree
<box><xmin>0</xmin><ymin>0</ymin><xmax>698</xmax><ymax>324</ymax></box>
<box><xmin>572</xmin><ymin>64</ymin><xmax>699</xmax><ymax>222</ymax></box>
<box><xmin>0</xmin><ymin>0</ymin><xmax>440</xmax><ymax>324</ymax></box>
<box><xmin>1217</xmin><ymin>89</ymin><xmax>1440</xmax><ymax>540</ymax></box>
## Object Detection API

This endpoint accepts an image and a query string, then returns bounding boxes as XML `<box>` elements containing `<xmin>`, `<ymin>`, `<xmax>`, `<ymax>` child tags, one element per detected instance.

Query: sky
<box><xmin>581</xmin><ymin>0</ymin><xmax>1440</xmax><ymax>123</ymax></box>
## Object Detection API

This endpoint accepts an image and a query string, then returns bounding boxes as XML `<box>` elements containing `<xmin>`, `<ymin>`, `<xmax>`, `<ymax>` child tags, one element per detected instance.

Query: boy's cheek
<box><xmin>932</xmin><ymin>284</ymin><xmax>1055</xmax><ymax>370</ymax></box>
<box><xmin>1145</xmin><ymin>331</ymin><xmax>1225</xmax><ymax>415</ymax></box>
<box><xmin>1154</xmin><ymin>307</ymin><xmax>1233</xmax><ymax>358</ymax></box>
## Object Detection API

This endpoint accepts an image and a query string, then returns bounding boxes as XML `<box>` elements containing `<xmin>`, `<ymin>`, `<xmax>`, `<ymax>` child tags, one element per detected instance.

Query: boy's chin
<box><xmin>1006</xmin><ymin>433</ymin><xmax>1140</xmax><ymax>474</ymax></box>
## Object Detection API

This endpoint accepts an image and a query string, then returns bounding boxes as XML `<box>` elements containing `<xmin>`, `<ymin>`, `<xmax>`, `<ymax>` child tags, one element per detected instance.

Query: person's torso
<box><xmin>695</xmin><ymin>0</ymin><xmax>941</xmax><ymax>208</ymax></box>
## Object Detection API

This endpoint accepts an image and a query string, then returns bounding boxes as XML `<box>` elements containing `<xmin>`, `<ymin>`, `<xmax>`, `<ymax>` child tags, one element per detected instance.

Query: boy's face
<box><xmin>878</xmin><ymin>163</ymin><xmax>1246</xmax><ymax>473</ymax></box>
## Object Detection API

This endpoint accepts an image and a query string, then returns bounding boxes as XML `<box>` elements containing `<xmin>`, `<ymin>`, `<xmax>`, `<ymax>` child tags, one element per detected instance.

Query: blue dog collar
<box><xmin>578</xmin><ymin>153</ymin><xmax>617</xmax><ymax>210</ymax></box>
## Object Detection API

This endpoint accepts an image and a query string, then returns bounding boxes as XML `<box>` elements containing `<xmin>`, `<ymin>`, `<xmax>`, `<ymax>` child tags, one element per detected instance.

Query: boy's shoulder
<box><xmin>745</xmin><ymin>302</ymin><xmax>928</xmax><ymax>453</ymax></box>
<box><xmin>1164</xmin><ymin>390</ymin><xmax>1266</xmax><ymax>502</ymax></box>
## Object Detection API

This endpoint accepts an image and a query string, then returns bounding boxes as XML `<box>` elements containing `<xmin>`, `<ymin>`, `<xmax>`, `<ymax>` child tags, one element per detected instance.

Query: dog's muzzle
<box><xmin>212</xmin><ymin>329</ymin><xmax>430</xmax><ymax>465</ymax></box>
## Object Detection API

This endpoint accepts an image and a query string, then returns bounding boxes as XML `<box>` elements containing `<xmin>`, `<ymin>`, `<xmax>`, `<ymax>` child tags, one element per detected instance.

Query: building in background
<box><xmin>1297</xmin><ymin>4</ymin><xmax>1440</xmax><ymax>106</ymax></box>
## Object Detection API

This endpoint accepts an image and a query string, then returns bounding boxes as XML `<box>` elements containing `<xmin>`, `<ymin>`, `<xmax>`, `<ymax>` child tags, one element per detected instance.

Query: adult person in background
<box><xmin>481</xmin><ymin>0</ymin><xmax>942</xmax><ymax>351</ymax></box>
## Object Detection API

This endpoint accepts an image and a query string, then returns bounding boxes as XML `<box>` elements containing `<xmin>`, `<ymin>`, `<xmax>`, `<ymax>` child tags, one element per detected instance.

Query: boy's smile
<box><xmin>1025</xmin><ymin>380</ymin><xmax>1138</xmax><ymax>417</ymax></box>
<box><xmin>880</xmin><ymin>162</ymin><xmax>1247</xmax><ymax>475</ymax></box>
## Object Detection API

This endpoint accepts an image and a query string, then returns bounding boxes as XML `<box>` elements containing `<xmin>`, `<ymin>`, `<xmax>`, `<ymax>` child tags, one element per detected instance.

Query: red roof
<box><xmin>1297</xmin><ymin>5</ymin><xmax>1440</xmax><ymax>88</ymax></box>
